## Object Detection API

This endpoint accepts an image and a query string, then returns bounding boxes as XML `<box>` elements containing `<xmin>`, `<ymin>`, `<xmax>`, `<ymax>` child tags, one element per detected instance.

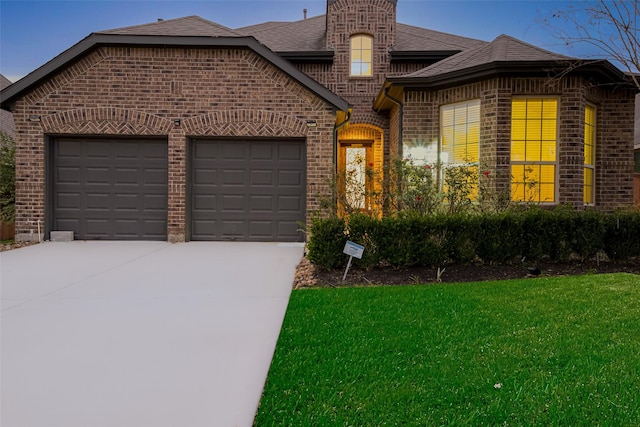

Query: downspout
<box><xmin>333</xmin><ymin>109</ymin><xmax>351</xmax><ymax>217</ymax></box>
<box><xmin>377</xmin><ymin>85</ymin><xmax>404</xmax><ymax>213</ymax></box>
<box><xmin>381</xmin><ymin>85</ymin><xmax>403</xmax><ymax>158</ymax></box>
<box><xmin>333</xmin><ymin>109</ymin><xmax>352</xmax><ymax>173</ymax></box>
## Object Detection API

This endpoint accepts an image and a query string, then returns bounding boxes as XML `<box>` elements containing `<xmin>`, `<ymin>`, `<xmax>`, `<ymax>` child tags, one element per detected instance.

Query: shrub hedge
<box><xmin>307</xmin><ymin>209</ymin><xmax>640</xmax><ymax>270</ymax></box>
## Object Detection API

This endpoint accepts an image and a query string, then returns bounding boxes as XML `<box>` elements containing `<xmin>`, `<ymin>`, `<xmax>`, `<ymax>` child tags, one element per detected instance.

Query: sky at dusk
<box><xmin>0</xmin><ymin>0</ymin><xmax>607</xmax><ymax>84</ymax></box>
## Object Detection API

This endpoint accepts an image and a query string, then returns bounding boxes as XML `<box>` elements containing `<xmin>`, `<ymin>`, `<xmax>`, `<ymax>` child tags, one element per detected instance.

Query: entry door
<box><xmin>338</xmin><ymin>141</ymin><xmax>373</xmax><ymax>212</ymax></box>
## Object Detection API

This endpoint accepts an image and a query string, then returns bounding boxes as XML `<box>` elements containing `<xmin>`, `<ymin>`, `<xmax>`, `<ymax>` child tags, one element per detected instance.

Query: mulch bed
<box><xmin>0</xmin><ymin>241</ymin><xmax>38</xmax><ymax>252</ymax></box>
<box><xmin>293</xmin><ymin>256</ymin><xmax>640</xmax><ymax>289</ymax></box>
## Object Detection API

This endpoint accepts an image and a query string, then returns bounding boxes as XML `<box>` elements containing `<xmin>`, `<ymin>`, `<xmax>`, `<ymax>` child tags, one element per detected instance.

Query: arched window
<box><xmin>350</xmin><ymin>35</ymin><xmax>372</xmax><ymax>76</ymax></box>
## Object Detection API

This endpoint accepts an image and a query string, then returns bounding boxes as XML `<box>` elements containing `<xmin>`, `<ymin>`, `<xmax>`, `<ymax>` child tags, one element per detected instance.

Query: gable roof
<box><xmin>97</xmin><ymin>15</ymin><xmax>239</xmax><ymax>37</ymax></box>
<box><xmin>0</xmin><ymin>17</ymin><xmax>350</xmax><ymax>113</ymax></box>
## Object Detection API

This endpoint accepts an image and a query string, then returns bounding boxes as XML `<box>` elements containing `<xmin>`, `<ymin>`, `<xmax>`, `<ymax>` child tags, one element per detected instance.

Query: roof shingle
<box><xmin>235</xmin><ymin>15</ymin><xmax>327</xmax><ymax>52</ymax></box>
<box><xmin>97</xmin><ymin>15</ymin><xmax>239</xmax><ymax>37</ymax></box>
<box><xmin>403</xmin><ymin>34</ymin><xmax>575</xmax><ymax>79</ymax></box>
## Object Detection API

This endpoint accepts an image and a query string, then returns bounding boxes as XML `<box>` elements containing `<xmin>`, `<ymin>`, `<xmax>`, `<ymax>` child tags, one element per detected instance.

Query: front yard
<box><xmin>256</xmin><ymin>274</ymin><xmax>640</xmax><ymax>426</ymax></box>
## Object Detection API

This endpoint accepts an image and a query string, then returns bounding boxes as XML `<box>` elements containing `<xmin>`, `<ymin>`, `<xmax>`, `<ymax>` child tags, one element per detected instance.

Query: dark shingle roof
<box><xmin>235</xmin><ymin>16</ymin><xmax>487</xmax><ymax>53</ymax></box>
<box><xmin>235</xmin><ymin>15</ymin><xmax>327</xmax><ymax>52</ymax></box>
<box><xmin>394</xmin><ymin>23</ymin><xmax>487</xmax><ymax>52</ymax></box>
<box><xmin>403</xmin><ymin>34</ymin><xmax>574</xmax><ymax>79</ymax></box>
<box><xmin>97</xmin><ymin>15</ymin><xmax>239</xmax><ymax>37</ymax></box>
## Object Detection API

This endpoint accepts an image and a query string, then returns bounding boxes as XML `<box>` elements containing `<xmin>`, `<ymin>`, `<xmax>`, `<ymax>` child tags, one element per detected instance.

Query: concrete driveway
<box><xmin>1</xmin><ymin>241</ymin><xmax>303</xmax><ymax>427</ymax></box>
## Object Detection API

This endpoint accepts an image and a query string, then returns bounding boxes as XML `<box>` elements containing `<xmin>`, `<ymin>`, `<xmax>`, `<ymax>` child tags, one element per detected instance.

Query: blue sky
<box><xmin>0</xmin><ymin>0</ymin><xmax>603</xmax><ymax>83</ymax></box>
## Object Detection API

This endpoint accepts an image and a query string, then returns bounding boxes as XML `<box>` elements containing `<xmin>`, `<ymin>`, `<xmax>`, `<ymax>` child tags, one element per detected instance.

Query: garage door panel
<box><xmin>85</xmin><ymin>142</ymin><xmax>110</xmax><ymax>159</ymax></box>
<box><xmin>250</xmin><ymin>144</ymin><xmax>274</xmax><ymax>160</ymax></box>
<box><xmin>56</xmin><ymin>192</ymin><xmax>81</xmax><ymax>210</ymax></box>
<box><xmin>190</xmin><ymin>139</ymin><xmax>305</xmax><ymax>241</ymax></box>
<box><xmin>279</xmin><ymin>170</ymin><xmax>303</xmax><ymax>186</ymax></box>
<box><xmin>222</xmin><ymin>169</ymin><xmax>245</xmax><ymax>185</ymax></box>
<box><xmin>277</xmin><ymin>221</ymin><xmax>300</xmax><ymax>239</ymax></box>
<box><xmin>221</xmin><ymin>144</ymin><xmax>245</xmax><ymax>160</ymax></box>
<box><xmin>251</xmin><ymin>170</ymin><xmax>274</xmax><ymax>186</ymax></box>
<box><xmin>86</xmin><ymin>193</ymin><xmax>111</xmax><ymax>211</ymax></box>
<box><xmin>57</xmin><ymin>167</ymin><xmax>82</xmax><ymax>183</ymax></box>
<box><xmin>249</xmin><ymin>195</ymin><xmax>274</xmax><ymax>212</ymax></box>
<box><xmin>278</xmin><ymin>195</ymin><xmax>303</xmax><ymax>212</ymax></box>
<box><xmin>221</xmin><ymin>195</ymin><xmax>245</xmax><ymax>212</ymax></box>
<box><xmin>52</xmin><ymin>138</ymin><xmax>168</xmax><ymax>240</ymax></box>
<box><xmin>84</xmin><ymin>167</ymin><xmax>110</xmax><ymax>185</ymax></box>
<box><xmin>279</xmin><ymin>144</ymin><xmax>304</xmax><ymax>161</ymax></box>
<box><xmin>249</xmin><ymin>221</ymin><xmax>274</xmax><ymax>238</ymax></box>
<box><xmin>144</xmin><ymin>168</ymin><xmax>168</xmax><ymax>185</ymax></box>
<box><xmin>143</xmin><ymin>194</ymin><xmax>168</xmax><ymax>211</ymax></box>
<box><xmin>193</xmin><ymin>194</ymin><xmax>217</xmax><ymax>211</ymax></box>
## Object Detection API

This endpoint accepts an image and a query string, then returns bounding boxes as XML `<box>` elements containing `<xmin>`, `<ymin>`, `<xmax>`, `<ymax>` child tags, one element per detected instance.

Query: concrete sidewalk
<box><xmin>1</xmin><ymin>241</ymin><xmax>303</xmax><ymax>427</ymax></box>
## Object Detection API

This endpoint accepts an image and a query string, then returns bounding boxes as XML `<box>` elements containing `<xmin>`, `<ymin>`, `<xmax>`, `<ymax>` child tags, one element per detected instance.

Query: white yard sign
<box><xmin>342</xmin><ymin>240</ymin><xmax>365</xmax><ymax>281</ymax></box>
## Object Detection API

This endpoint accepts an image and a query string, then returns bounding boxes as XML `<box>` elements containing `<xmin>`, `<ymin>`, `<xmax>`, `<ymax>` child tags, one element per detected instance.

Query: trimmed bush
<box><xmin>307</xmin><ymin>217</ymin><xmax>346</xmax><ymax>269</ymax></box>
<box><xmin>306</xmin><ymin>209</ymin><xmax>640</xmax><ymax>270</ymax></box>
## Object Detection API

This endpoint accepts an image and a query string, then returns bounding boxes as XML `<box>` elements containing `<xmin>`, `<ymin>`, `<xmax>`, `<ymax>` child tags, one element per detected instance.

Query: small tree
<box><xmin>0</xmin><ymin>132</ymin><xmax>16</xmax><ymax>223</ymax></box>
<box><xmin>547</xmin><ymin>0</ymin><xmax>640</xmax><ymax>89</ymax></box>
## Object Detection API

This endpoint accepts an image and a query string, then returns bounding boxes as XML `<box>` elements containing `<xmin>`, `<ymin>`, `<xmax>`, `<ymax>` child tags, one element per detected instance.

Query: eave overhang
<box><xmin>0</xmin><ymin>33</ymin><xmax>350</xmax><ymax>113</ymax></box>
<box><xmin>374</xmin><ymin>59</ymin><xmax>637</xmax><ymax>111</ymax></box>
<box><xmin>278</xmin><ymin>51</ymin><xmax>334</xmax><ymax>63</ymax></box>
<box><xmin>389</xmin><ymin>50</ymin><xmax>460</xmax><ymax>63</ymax></box>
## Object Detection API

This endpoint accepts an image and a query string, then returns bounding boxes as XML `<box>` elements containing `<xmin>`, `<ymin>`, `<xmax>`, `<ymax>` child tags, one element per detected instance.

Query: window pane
<box><xmin>525</xmin><ymin>141</ymin><xmax>541</xmax><ymax>162</ymax></box>
<box><xmin>584</xmin><ymin>105</ymin><xmax>596</xmax><ymax>204</ymax></box>
<box><xmin>510</xmin><ymin>97</ymin><xmax>557</xmax><ymax>203</ymax></box>
<box><xmin>511</xmin><ymin>141</ymin><xmax>525</xmax><ymax>161</ymax></box>
<box><xmin>512</xmin><ymin>99</ymin><xmax>527</xmax><ymax>119</ymax></box>
<box><xmin>528</xmin><ymin>99</ymin><xmax>543</xmax><ymax>119</ymax></box>
<box><xmin>511</xmin><ymin>120</ymin><xmax>526</xmax><ymax>142</ymax></box>
<box><xmin>584</xmin><ymin>168</ymin><xmax>594</xmax><ymax>204</ymax></box>
<box><xmin>350</xmin><ymin>35</ymin><xmax>372</xmax><ymax>76</ymax></box>
<box><xmin>541</xmin><ymin>120</ymin><xmax>556</xmax><ymax>141</ymax></box>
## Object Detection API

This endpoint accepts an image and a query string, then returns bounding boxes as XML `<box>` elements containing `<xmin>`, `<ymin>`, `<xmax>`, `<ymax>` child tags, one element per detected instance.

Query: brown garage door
<box><xmin>190</xmin><ymin>139</ymin><xmax>305</xmax><ymax>241</ymax></box>
<box><xmin>52</xmin><ymin>137</ymin><xmax>168</xmax><ymax>240</ymax></box>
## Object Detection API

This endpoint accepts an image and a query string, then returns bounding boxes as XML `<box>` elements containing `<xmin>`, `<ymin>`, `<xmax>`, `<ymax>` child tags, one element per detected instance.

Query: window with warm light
<box><xmin>350</xmin><ymin>35</ymin><xmax>372</xmax><ymax>76</ymax></box>
<box><xmin>441</xmin><ymin>100</ymin><xmax>480</xmax><ymax>198</ymax></box>
<box><xmin>510</xmin><ymin>98</ymin><xmax>558</xmax><ymax>203</ymax></box>
<box><xmin>584</xmin><ymin>104</ymin><xmax>596</xmax><ymax>205</ymax></box>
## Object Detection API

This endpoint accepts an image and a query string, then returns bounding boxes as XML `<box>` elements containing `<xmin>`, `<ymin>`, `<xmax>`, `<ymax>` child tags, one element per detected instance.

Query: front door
<box><xmin>338</xmin><ymin>141</ymin><xmax>373</xmax><ymax>213</ymax></box>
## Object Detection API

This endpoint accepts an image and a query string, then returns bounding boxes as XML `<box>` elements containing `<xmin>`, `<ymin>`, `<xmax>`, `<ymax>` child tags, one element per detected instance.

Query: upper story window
<box><xmin>584</xmin><ymin>104</ymin><xmax>596</xmax><ymax>205</ymax></box>
<box><xmin>350</xmin><ymin>35</ymin><xmax>372</xmax><ymax>76</ymax></box>
<box><xmin>510</xmin><ymin>97</ymin><xmax>558</xmax><ymax>204</ymax></box>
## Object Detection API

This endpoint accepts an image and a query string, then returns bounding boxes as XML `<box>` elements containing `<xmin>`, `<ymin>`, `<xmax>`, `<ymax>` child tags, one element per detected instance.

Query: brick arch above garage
<box><xmin>183</xmin><ymin>110</ymin><xmax>309</xmax><ymax>137</ymax></box>
<box><xmin>41</xmin><ymin>107</ymin><xmax>173</xmax><ymax>135</ymax></box>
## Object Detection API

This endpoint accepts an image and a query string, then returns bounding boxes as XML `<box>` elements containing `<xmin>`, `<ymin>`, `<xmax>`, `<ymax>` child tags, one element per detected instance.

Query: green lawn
<box><xmin>255</xmin><ymin>274</ymin><xmax>640</xmax><ymax>426</ymax></box>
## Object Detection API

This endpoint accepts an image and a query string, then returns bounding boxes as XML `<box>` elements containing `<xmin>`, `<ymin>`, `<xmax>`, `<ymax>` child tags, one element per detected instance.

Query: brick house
<box><xmin>1</xmin><ymin>0</ymin><xmax>637</xmax><ymax>242</ymax></box>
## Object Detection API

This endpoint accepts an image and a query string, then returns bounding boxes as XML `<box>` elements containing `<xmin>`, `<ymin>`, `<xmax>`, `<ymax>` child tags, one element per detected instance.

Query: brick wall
<box><xmin>400</xmin><ymin>76</ymin><xmax>636</xmax><ymax>209</ymax></box>
<box><xmin>11</xmin><ymin>46</ymin><xmax>338</xmax><ymax>241</ymax></box>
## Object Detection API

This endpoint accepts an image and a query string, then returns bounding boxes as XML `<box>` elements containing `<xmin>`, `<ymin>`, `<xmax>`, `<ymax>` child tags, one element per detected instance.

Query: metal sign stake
<box><xmin>342</xmin><ymin>255</ymin><xmax>354</xmax><ymax>281</ymax></box>
<box><xmin>342</xmin><ymin>240</ymin><xmax>364</xmax><ymax>282</ymax></box>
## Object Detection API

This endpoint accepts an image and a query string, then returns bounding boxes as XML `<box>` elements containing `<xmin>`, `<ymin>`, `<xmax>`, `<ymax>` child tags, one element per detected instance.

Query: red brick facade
<box><xmin>2</xmin><ymin>0</ymin><xmax>637</xmax><ymax>242</ymax></box>
<box><xmin>11</xmin><ymin>46</ymin><xmax>337</xmax><ymax>241</ymax></box>
<box><xmin>399</xmin><ymin>77</ymin><xmax>636</xmax><ymax>209</ymax></box>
